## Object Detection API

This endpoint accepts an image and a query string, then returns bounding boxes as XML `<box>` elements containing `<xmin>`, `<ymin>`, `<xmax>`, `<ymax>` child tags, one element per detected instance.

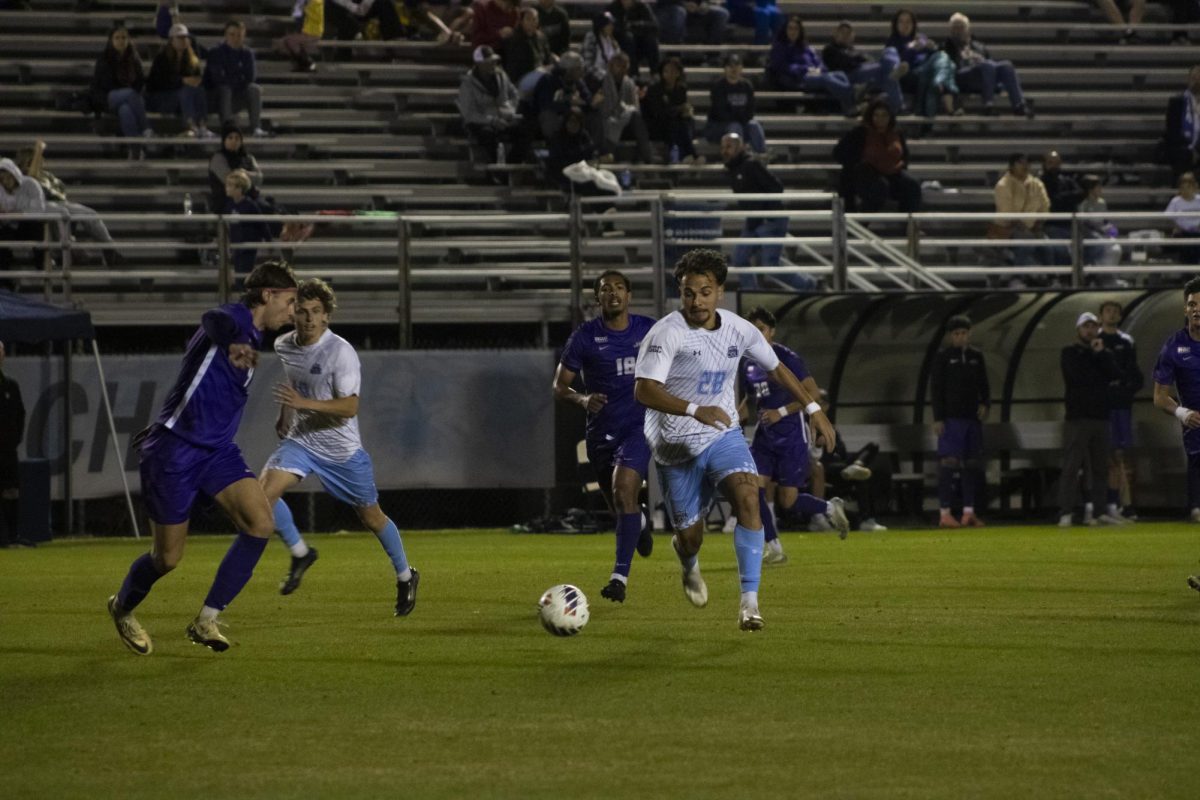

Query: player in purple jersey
<box><xmin>554</xmin><ymin>270</ymin><xmax>658</xmax><ymax>603</ymax></box>
<box><xmin>737</xmin><ymin>307</ymin><xmax>849</xmax><ymax>565</ymax></box>
<box><xmin>106</xmin><ymin>261</ymin><xmax>298</xmax><ymax>655</ymax></box>
<box><xmin>1151</xmin><ymin>276</ymin><xmax>1200</xmax><ymax>593</ymax></box>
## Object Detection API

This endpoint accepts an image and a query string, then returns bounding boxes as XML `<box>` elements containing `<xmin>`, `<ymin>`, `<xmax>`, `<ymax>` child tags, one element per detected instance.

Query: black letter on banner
<box><xmin>89</xmin><ymin>381</ymin><xmax>156</xmax><ymax>473</ymax></box>
<box><xmin>25</xmin><ymin>381</ymin><xmax>88</xmax><ymax>474</ymax></box>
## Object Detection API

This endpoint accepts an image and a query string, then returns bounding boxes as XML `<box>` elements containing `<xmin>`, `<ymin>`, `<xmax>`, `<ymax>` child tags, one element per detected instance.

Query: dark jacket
<box><xmin>90</xmin><ymin>50</ymin><xmax>145</xmax><ymax>106</ymax></box>
<box><xmin>546</xmin><ymin>127</ymin><xmax>598</xmax><ymax>183</ymax></box>
<box><xmin>504</xmin><ymin>28</ymin><xmax>553</xmax><ymax>81</ymax></box>
<box><xmin>930</xmin><ymin>345</ymin><xmax>989</xmax><ymax>422</ymax></box>
<box><xmin>607</xmin><ymin>0</ymin><xmax>658</xmax><ymax>38</ymax></box>
<box><xmin>533</xmin><ymin>68</ymin><xmax>592</xmax><ymax>117</ymax></box>
<box><xmin>0</xmin><ymin>372</ymin><xmax>24</xmax><ymax>452</ymax></box>
<box><xmin>707</xmin><ymin>77</ymin><xmax>755</xmax><ymax>125</ymax></box>
<box><xmin>1042</xmin><ymin>169</ymin><xmax>1085</xmax><ymax>216</ymax></box>
<box><xmin>725</xmin><ymin>150</ymin><xmax>782</xmax><ymax>227</ymax></box>
<box><xmin>1165</xmin><ymin>94</ymin><xmax>1200</xmax><ymax>157</ymax></box>
<box><xmin>536</xmin><ymin>3</ymin><xmax>572</xmax><ymax>54</ymax></box>
<box><xmin>1098</xmin><ymin>330</ymin><xmax>1144</xmax><ymax>409</ymax></box>
<box><xmin>225</xmin><ymin>195</ymin><xmax>280</xmax><ymax>273</ymax></box>
<box><xmin>204</xmin><ymin>42</ymin><xmax>256</xmax><ymax>90</ymax></box>
<box><xmin>833</xmin><ymin>125</ymin><xmax>910</xmax><ymax>209</ymax></box>
<box><xmin>941</xmin><ymin>36</ymin><xmax>992</xmax><ymax>68</ymax></box>
<box><xmin>147</xmin><ymin>50</ymin><xmax>202</xmax><ymax>93</ymax></box>
<box><xmin>641</xmin><ymin>79</ymin><xmax>690</xmax><ymax>137</ymax></box>
<box><xmin>1061</xmin><ymin>341</ymin><xmax>1121</xmax><ymax>420</ymax></box>
<box><xmin>821</xmin><ymin>41</ymin><xmax>868</xmax><ymax>74</ymax></box>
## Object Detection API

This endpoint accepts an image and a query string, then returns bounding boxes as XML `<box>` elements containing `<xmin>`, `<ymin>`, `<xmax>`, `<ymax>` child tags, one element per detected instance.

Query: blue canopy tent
<box><xmin>0</xmin><ymin>290</ymin><xmax>139</xmax><ymax>537</ymax></box>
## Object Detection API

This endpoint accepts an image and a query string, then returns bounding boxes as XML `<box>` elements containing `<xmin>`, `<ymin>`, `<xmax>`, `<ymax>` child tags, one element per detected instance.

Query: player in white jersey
<box><xmin>261</xmin><ymin>279</ymin><xmax>418</xmax><ymax>616</ymax></box>
<box><xmin>634</xmin><ymin>249</ymin><xmax>835</xmax><ymax>631</ymax></box>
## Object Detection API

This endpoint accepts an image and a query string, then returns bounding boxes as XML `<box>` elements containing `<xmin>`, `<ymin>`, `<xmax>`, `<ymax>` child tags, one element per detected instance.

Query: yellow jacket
<box><xmin>994</xmin><ymin>172</ymin><xmax>1050</xmax><ymax>231</ymax></box>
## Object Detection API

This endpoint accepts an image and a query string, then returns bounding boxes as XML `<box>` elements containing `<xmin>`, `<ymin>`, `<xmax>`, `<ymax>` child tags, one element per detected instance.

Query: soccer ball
<box><xmin>537</xmin><ymin>584</ymin><xmax>590</xmax><ymax>636</ymax></box>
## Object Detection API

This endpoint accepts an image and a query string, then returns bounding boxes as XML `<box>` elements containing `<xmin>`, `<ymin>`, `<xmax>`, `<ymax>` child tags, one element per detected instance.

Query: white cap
<box><xmin>473</xmin><ymin>45</ymin><xmax>501</xmax><ymax>63</ymax></box>
<box><xmin>168</xmin><ymin>23</ymin><xmax>190</xmax><ymax>38</ymax></box>
<box><xmin>1076</xmin><ymin>311</ymin><xmax>1099</xmax><ymax>328</ymax></box>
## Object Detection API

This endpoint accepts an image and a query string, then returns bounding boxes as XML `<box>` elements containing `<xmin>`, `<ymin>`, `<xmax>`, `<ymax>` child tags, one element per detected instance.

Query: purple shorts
<box><xmin>139</xmin><ymin>428</ymin><xmax>255</xmax><ymax>525</ymax></box>
<box><xmin>937</xmin><ymin>417</ymin><xmax>984</xmax><ymax>460</ymax></box>
<box><xmin>586</xmin><ymin>428</ymin><xmax>651</xmax><ymax>480</ymax></box>
<box><xmin>751</xmin><ymin>436</ymin><xmax>811</xmax><ymax>488</ymax></box>
<box><xmin>1109</xmin><ymin>408</ymin><xmax>1133</xmax><ymax>451</ymax></box>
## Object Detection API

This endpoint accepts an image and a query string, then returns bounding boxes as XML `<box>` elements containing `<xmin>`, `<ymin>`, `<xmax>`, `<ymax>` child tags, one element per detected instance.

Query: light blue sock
<box><xmin>374</xmin><ymin>517</ymin><xmax>410</xmax><ymax>578</ymax></box>
<box><xmin>273</xmin><ymin>499</ymin><xmax>304</xmax><ymax>551</ymax></box>
<box><xmin>733</xmin><ymin>524</ymin><xmax>765</xmax><ymax>593</ymax></box>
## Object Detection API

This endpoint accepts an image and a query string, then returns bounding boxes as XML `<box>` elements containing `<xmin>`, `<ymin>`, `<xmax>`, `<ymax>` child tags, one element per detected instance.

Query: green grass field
<box><xmin>1</xmin><ymin>524</ymin><xmax>1198</xmax><ymax>799</ymax></box>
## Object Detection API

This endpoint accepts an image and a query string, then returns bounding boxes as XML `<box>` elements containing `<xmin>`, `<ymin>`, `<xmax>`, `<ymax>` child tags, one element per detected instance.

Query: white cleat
<box><xmin>738</xmin><ymin>603</ymin><xmax>765</xmax><ymax>631</ymax></box>
<box><xmin>1058</xmin><ymin>513</ymin><xmax>1074</xmax><ymax>528</ymax></box>
<box><xmin>808</xmin><ymin>514</ymin><xmax>832</xmax><ymax>532</ymax></box>
<box><xmin>1094</xmin><ymin>513</ymin><xmax>1124</xmax><ymax>526</ymax></box>
<box><xmin>840</xmin><ymin>463</ymin><xmax>872</xmax><ymax>481</ymax></box>
<box><xmin>827</xmin><ymin>497</ymin><xmax>850</xmax><ymax>539</ymax></box>
<box><xmin>859</xmin><ymin>518</ymin><xmax>888</xmax><ymax>531</ymax></box>
<box><xmin>672</xmin><ymin>535</ymin><xmax>708</xmax><ymax>608</ymax></box>
<box><xmin>107</xmin><ymin>595</ymin><xmax>152</xmax><ymax>655</ymax></box>
<box><xmin>186</xmin><ymin>616</ymin><xmax>230</xmax><ymax>652</ymax></box>
<box><xmin>762</xmin><ymin>547</ymin><xmax>789</xmax><ymax>566</ymax></box>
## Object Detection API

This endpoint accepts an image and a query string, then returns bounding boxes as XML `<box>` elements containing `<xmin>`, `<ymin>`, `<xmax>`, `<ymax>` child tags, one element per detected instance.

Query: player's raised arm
<box><xmin>765</xmin><ymin>361</ymin><xmax>836</xmax><ymax>450</ymax></box>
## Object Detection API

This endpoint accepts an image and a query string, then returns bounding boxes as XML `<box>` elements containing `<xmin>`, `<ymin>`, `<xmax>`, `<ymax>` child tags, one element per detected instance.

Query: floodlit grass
<box><xmin>1</xmin><ymin>524</ymin><xmax>1198</xmax><ymax>799</ymax></box>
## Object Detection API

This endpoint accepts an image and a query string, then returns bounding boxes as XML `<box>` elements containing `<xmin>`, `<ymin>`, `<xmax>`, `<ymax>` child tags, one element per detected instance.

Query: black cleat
<box><xmin>395</xmin><ymin>568</ymin><xmax>419</xmax><ymax>616</ymax></box>
<box><xmin>280</xmin><ymin>548</ymin><xmax>318</xmax><ymax>596</ymax></box>
<box><xmin>600</xmin><ymin>578</ymin><xmax>626</xmax><ymax>603</ymax></box>
<box><xmin>636</xmin><ymin>528</ymin><xmax>654</xmax><ymax>558</ymax></box>
<box><xmin>1188</xmin><ymin>575</ymin><xmax>1200</xmax><ymax>594</ymax></box>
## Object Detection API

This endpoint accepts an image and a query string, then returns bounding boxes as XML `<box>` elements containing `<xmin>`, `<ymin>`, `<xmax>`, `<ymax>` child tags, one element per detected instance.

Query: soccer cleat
<box><xmin>600</xmin><ymin>578</ymin><xmax>627</xmax><ymax>603</ymax></box>
<box><xmin>672</xmin><ymin>535</ymin><xmax>708</xmax><ymax>608</ymax></box>
<box><xmin>1188</xmin><ymin>575</ymin><xmax>1200</xmax><ymax>593</ymax></box>
<box><xmin>738</xmin><ymin>603</ymin><xmax>765</xmax><ymax>632</ymax></box>
<box><xmin>939</xmin><ymin>512</ymin><xmax>961</xmax><ymax>529</ymax></box>
<box><xmin>1094</xmin><ymin>513</ymin><xmax>1124</xmax><ymax>526</ymax></box>
<box><xmin>186</xmin><ymin>617</ymin><xmax>230</xmax><ymax>652</ymax></box>
<box><xmin>1058</xmin><ymin>513</ymin><xmax>1074</xmax><ymax>528</ymax></box>
<box><xmin>859</xmin><ymin>518</ymin><xmax>888</xmax><ymax>532</ymax></box>
<box><xmin>840</xmin><ymin>463</ymin><xmax>872</xmax><ymax>481</ymax></box>
<box><xmin>636</xmin><ymin>528</ymin><xmax>654</xmax><ymax>559</ymax></box>
<box><xmin>279</xmin><ymin>547</ymin><xmax>319</xmax><ymax>595</ymax></box>
<box><xmin>807</xmin><ymin>514</ymin><xmax>832</xmax><ymax>532</ymax></box>
<box><xmin>960</xmin><ymin>514</ymin><xmax>986</xmax><ymax>528</ymax></box>
<box><xmin>395</xmin><ymin>568</ymin><xmax>419</xmax><ymax>616</ymax></box>
<box><xmin>762</xmin><ymin>547</ymin><xmax>789</xmax><ymax>566</ymax></box>
<box><xmin>107</xmin><ymin>595</ymin><xmax>153</xmax><ymax>656</ymax></box>
<box><xmin>1191</xmin><ymin>508</ymin><xmax>1200</xmax><ymax>523</ymax></box>
<box><xmin>827</xmin><ymin>497</ymin><xmax>850</xmax><ymax>539</ymax></box>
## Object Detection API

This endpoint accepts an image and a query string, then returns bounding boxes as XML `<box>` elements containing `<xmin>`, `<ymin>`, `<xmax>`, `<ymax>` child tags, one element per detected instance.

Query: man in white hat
<box><xmin>0</xmin><ymin>157</ymin><xmax>47</xmax><ymax>275</ymax></box>
<box><xmin>1057</xmin><ymin>311</ymin><xmax>1125</xmax><ymax>526</ymax></box>
<box><xmin>457</xmin><ymin>45</ymin><xmax>530</xmax><ymax>166</ymax></box>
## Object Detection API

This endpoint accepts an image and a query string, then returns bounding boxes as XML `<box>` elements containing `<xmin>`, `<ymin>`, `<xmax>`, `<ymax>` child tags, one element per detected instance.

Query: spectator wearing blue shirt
<box><xmin>886</xmin><ymin>8</ymin><xmax>959</xmax><ymax>120</ymax></box>
<box><xmin>204</xmin><ymin>20</ymin><xmax>266</xmax><ymax>137</ymax></box>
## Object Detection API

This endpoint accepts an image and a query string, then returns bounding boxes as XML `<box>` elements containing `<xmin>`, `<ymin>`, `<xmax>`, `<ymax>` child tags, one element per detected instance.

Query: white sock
<box><xmin>939</xmin><ymin>507</ymin><xmax>952</xmax><ymax>515</ymax></box>
<box><xmin>397</xmin><ymin>567</ymin><xmax>413</xmax><ymax>582</ymax></box>
<box><xmin>963</xmin><ymin>506</ymin><xmax>974</xmax><ymax>516</ymax></box>
<box><xmin>289</xmin><ymin>541</ymin><xmax>309</xmax><ymax>558</ymax></box>
<box><xmin>610</xmin><ymin>573</ymin><xmax>628</xmax><ymax>584</ymax></box>
<box><xmin>197</xmin><ymin>605</ymin><xmax>219</xmax><ymax>623</ymax></box>
<box><xmin>1107</xmin><ymin>503</ymin><xmax>1120</xmax><ymax>516</ymax></box>
<box><xmin>740</xmin><ymin>590</ymin><xmax>759</xmax><ymax>608</ymax></box>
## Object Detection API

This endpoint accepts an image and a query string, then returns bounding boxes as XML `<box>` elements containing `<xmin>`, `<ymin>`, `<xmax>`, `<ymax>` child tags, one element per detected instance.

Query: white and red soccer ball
<box><xmin>538</xmin><ymin>584</ymin><xmax>589</xmax><ymax>636</ymax></box>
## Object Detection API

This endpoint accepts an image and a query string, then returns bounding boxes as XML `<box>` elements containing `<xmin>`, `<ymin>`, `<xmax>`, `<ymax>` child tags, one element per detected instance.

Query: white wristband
<box><xmin>1176</xmin><ymin>406</ymin><xmax>1192</xmax><ymax>423</ymax></box>
<box><xmin>805</xmin><ymin>401</ymin><xmax>822</xmax><ymax>415</ymax></box>
<box><xmin>777</xmin><ymin>405</ymin><xmax>789</xmax><ymax>418</ymax></box>
<box><xmin>685</xmin><ymin>402</ymin><xmax>699</xmax><ymax>418</ymax></box>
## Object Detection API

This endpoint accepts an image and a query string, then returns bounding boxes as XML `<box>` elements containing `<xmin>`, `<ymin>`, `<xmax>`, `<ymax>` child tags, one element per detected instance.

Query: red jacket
<box><xmin>471</xmin><ymin>0</ymin><xmax>518</xmax><ymax>48</ymax></box>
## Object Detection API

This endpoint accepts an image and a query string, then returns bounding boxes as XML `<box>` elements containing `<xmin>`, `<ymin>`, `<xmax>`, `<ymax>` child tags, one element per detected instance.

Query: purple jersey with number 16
<box><xmin>740</xmin><ymin>342</ymin><xmax>811</xmax><ymax>450</ymax></box>
<box><xmin>560</xmin><ymin>314</ymin><xmax>658</xmax><ymax>442</ymax></box>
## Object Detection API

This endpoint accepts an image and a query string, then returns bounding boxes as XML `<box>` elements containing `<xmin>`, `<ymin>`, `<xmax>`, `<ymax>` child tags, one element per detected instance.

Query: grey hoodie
<box><xmin>0</xmin><ymin>158</ymin><xmax>47</xmax><ymax>214</ymax></box>
<box><xmin>457</xmin><ymin>67</ymin><xmax>520</xmax><ymax>128</ymax></box>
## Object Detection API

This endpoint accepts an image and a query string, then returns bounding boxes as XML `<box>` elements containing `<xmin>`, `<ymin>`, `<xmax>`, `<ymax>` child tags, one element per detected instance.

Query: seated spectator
<box><xmin>209</xmin><ymin>122</ymin><xmax>263</xmax><ymax>212</ymax></box>
<box><xmin>1166</xmin><ymin>0</ymin><xmax>1199</xmax><ymax>44</ymax></box>
<box><xmin>608</xmin><ymin>0</ymin><xmax>659</xmax><ymax>77</ymax></box>
<box><xmin>90</xmin><ymin>25</ymin><xmax>152</xmax><ymax>139</ymax></box>
<box><xmin>0</xmin><ymin>157</ymin><xmax>47</xmax><ymax>274</ymax></box>
<box><xmin>654</xmin><ymin>0</ymin><xmax>728</xmax><ymax>46</ymax></box>
<box><xmin>944</xmin><ymin>12</ymin><xmax>1031</xmax><ymax>117</ymax></box>
<box><xmin>532</xmin><ymin>52</ymin><xmax>602</xmax><ymax>141</ymax></box>
<box><xmin>705</xmin><ymin>54</ymin><xmax>766</xmax><ymax>154</ymax></box>
<box><xmin>504</xmin><ymin>8</ymin><xmax>554</xmax><ymax>97</ymax></box>
<box><xmin>458</xmin><ymin>45</ymin><xmax>531</xmax><ymax>165</ymax></box>
<box><xmin>326</xmin><ymin>0</ymin><xmax>406</xmax><ymax>44</ymax></box>
<box><xmin>822</xmin><ymin>21</ymin><xmax>906</xmax><ymax>113</ymax></box>
<box><xmin>597</xmin><ymin>52</ymin><xmax>653</xmax><ymax>163</ymax></box>
<box><xmin>765</xmin><ymin>16</ymin><xmax>855</xmax><ymax>117</ymax></box>
<box><xmin>223</xmin><ymin>169</ymin><xmax>280</xmax><ymax>274</ymax></box>
<box><xmin>992</xmin><ymin>153</ymin><xmax>1053</xmax><ymax>268</ymax></box>
<box><xmin>811</xmin><ymin>398</ymin><xmax>891</xmax><ymax>532</ymax></box>
<box><xmin>16</xmin><ymin>141</ymin><xmax>118</xmax><ymax>267</ymax></box>
<box><xmin>204</xmin><ymin>20</ymin><xmax>266</xmax><ymax>137</ymax></box>
<box><xmin>1094</xmin><ymin>0</ymin><xmax>1146</xmax><ymax>42</ymax></box>
<box><xmin>726</xmin><ymin>0</ymin><xmax>781</xmax><ymax>45</ymax></box>
<box><xmin>535</xmin><ymin>0</ymin><xmax>572</xmax><ymax>55</ymax></box>
<box><xmin>1078</xmin><ymin>174</ymin><xmax>1122</xmax><ymax>269</ymax></box>
<box><xmin>276</xmin><ymin>0</ymin><xmax>324</xmax><ymax>72</ymax></box>
<box><xmin>886</xmin><ymin>8</ymin><xmax>958</xmax><ymax>120</ymax></box>
<box><xmin>1163</xmin><ymin>65</ymin><xmax>1200</xmax><ymax>180</ymax></box>
<box><xmin>469</xmin><ymin>0</ymin><xmax>518</xmax><ymax>49</ymax></box>
<box><xmin>581</xmin><ymin>12</ymin><xmax>622</xmax><ymax>89</ymax></box>
<box><xmin>642</xmin><ymin>57</ymin><xmax>703</xmax><ymax>165</ymax></box>
<box><xmin>1040</xmin><ymin>149</ymin><xmax>1083</xmax><ymax>247</ymax></box>
<box><xmin>546</xmin><ymin>110</ymin><xmax>599</xmax><ymax>192</ymax></box>
<box><xmin>832</xmin><ymin>99</ymin><xmax>921</xmax><ymax>213</ymax></box>
<box><xmin>1167</xmin><ymin>171</ymin><xmax>1200</xmax><ymax>264</ymax></box>
<box><xmin>147</xmin><ymin>24</ymin><xmax>212</xmax><ymax>138</ymax></box>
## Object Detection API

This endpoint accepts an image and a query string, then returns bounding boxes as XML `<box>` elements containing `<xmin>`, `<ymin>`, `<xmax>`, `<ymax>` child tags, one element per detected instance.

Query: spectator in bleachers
<box><xmin>832</xmin><ymin>99</ymin><xmax>921</xmax><ymax>214</ymax></box>
<box><xmin>992</xmin><ymin>153</ymin><xmax>1052</xmax><ymax>268</ymax></box>
<box><xmin>0</xmin><ymin>158</ymin><xmax>47</xmax><ymax>274</ymax></box>
<box><xmin>223</xmin><ymin>169</ymin><xmax>279</xmax><ymax>274</ymax></box>
<box><xmin>822</xmin><ymin>21</ymin><xmax>906</xmax><ymax>114</ymax></box>
<box><xmin>209</xmin><ymin>122</ymin><xmax>263</xmax><ymax>213</ymax></box>
<box><xmin>944</xmin><ymin>12</ymin><xmax>1031</xmax><ymax>118</ymax></box>
<box><xmin>147</xmin><ymin>24</ymin><xmax>212</xmax><ymax>139</ymax></box>
<box><xmin>535</xmin><ymin>0</ymin><xmax>572</xmax><ymax>55</ymax></box>
<box><xmin>582</xmin><ymin>12</ymin><xmax>622</xmax><ymax>89</ymax></box>
<box><xmin>546</xmin><ymin>110</ymin><xmax>599</xmax><ymax>191</ymax></box>
<box><xmin>642</xmin><ymin>57</ymin><xmax>702</xmax><ymax>165</ymax></box>
<box><xmin>886</xmin><ymin>9</ymin><xmax>958</xmax><ymax>121</ymax></box>
<box><xmin>1163</xmin><ymin>65</ymin><xmax>1200</xmax><ymax>179</ymax></box>
<box><xmin>597</xmin><ymin>52</ymin><xmax>653</xmax><ymax>163</ymax></box>
<box><xmin>504</xmin><ymin>8</ymin><xmax>554</xmax><ymax>97</ymax></box>
<box><xmin>765</xmin><ymin>17</ymin><xmax>855</xmax><ymax>117</ymax></box>
<box><xmin>1094</xmin><ymin>0</ymin><xmax>1146</xmax><ymax>43</ymax></box>
<box><xmin>533</xmin><ymin>52</ymin><xmax>601</xmax><ymax>141</ymax></box>
<box><xmin>1041</xmin><ymin>151</ymin><xmax>1084</xmax><ymax>220</ymax></box>
<box><xmin>726</xmin><ymin>0</ymin><xmax>781</xmax><ymax>45</ymax></box>
<box><xmin>16</xmin><ymin>141</ymin><xmax>119</xmax><ymax>267</ymax></box>
<box><xmin>204</xmin><ymin>20</ymin><xmax>267</xmax><ymax>137</ymax></box>
<box><xmin>469</xmin><ymin>0</ymin><xmax>518</xmax><ymax>49</ymax></box>
<box><xmin>90</xmin><ymin>25</ymin><xmax>152</xmax><ymax>139</ymax></box>
<box><xmin>326</xmin><ymin>0</ymin><xmax>406</xmax><ymax>43</ymax></box>
<box><xmin>277</xmin><ymin>0</ymin><xmax>324</xmax><ymax>72</ymax></box>
<box><xmin>654</xmin><ymin>0</ymin><xmax>728</xmax><ymax>47</ymax></box>
<box><xmin>705</xmin><ymin>54</ymin><xmax>766</xmax><ymax>154</ymax></box>
<box><xmin>1166</xmin><ymin>0</ymin><xmax>1199</xmax><ymax>44</ymax></box>
<box><xmin>1078</xmin><ymin>174</ymin><xmax>1123</xmax><ymax>268</ymax></box>
<box><xmin>608</xmin><ymin>0</ymin><xmax>659</xmax><ymax>77</ymax></box>
<box><xmin>458</xmin><ymin>45</ymin><xmax>531</xmax><ymax>165</ymax></box>
<box><xmin>1167</xmin><ymin>171</ymin><xmax>1200</xmax><ymax>264</ymax></box>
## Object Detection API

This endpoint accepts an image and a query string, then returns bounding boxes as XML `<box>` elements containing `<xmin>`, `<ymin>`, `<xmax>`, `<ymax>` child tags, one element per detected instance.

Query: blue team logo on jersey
<box><xmin>727</xmin><ymin>346</ymin><xmax>738</xmax><ymax>358</ymax></box>
<box><xmin>310</xmin><ymin>364</ymin><xmax>322</xmax><ymax>375</ymax></box>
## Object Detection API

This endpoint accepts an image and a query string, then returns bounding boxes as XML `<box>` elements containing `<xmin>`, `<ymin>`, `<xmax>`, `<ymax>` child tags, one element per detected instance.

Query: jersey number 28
<box><xmin>698</xmin><ymin>370</ymin><xmax>726</xmax><ymax>395</ymax></box>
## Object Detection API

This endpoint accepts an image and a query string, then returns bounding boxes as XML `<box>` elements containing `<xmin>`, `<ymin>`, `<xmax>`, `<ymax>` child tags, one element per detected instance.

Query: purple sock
<box><xmin>758</xmin><ymin>488</ymin><xmax>778</xmax><ymax>543</ymax></box>
<box><xmin>116</xmin><ymin>552</ymin><xmax>164</xmax><ymax>612</ymax></box>
<box><xmin>793</xmin><ymin>493</ymin><xmax>828</xmax><ymax>517</ymax></box>
<box><xmin>613</xmin><ymin>512</ymin><xmax>641</xmax><ymax>578</ymax></box>
<box><xmin>202</xmin><ymin>532</ymin><xmax>269</xmax><ymax>612</ymax></box>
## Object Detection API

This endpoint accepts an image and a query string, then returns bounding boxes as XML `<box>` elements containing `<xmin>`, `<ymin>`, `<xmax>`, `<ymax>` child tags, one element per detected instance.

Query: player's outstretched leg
<box><xmin>672</xmin><ymin>532</ymin><xmax>708</xmax><ymax>608</ymax></box>
<box><xmin>602</xmin><ymin>511</ymin><xmax>642</xmax><ymax>603</ymax></box>
<box><xmin>360</xmin><ymin>507</ymin><xmax>418</xmax><ymax>616</ymax></box>
<box><xmin>759</xmin><ymin>488</ymin><xmax>787</xmax><ymax>566</ymax></box>
<box><xmin>274</xmin><ymin>499</ymin><xmax>318</xmax><ymax>595</ymax></box>
<box><xmin>191</xmin><ymin>531</ymin><xmax>269</xmax><ymax>651</ymax></box>
<box><xmin>733</xmin><ymin>522</ymin><xmax>765</xmax><ymax>631</ymax></box>
<box><xmin>108</xmin><ymin>521</ymin><xmax>185</xmax><ymax>655</ymax></box>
